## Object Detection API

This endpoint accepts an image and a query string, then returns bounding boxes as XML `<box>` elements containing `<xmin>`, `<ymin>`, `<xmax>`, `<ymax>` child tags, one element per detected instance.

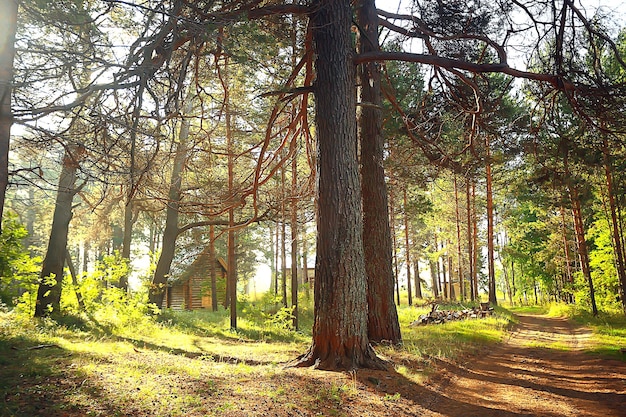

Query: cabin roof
<box><xmin>167</xmin><ymin>253</ymin><xmax>227</xmax><ymax>286</ymax></box>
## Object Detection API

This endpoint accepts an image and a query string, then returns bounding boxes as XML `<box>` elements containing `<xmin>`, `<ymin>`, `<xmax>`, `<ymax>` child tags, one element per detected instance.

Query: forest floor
<box><xmin>1</xmin><ymin>310</ymin><xmax>625</xmax><ymax>417</ymax></box>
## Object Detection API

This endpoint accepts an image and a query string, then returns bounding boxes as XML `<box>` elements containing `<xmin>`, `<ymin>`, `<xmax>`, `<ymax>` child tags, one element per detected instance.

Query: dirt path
<box><xmin>417</xmin><ymin>314</ymin><xmax>626</xmax><ymax>417</ymax></box>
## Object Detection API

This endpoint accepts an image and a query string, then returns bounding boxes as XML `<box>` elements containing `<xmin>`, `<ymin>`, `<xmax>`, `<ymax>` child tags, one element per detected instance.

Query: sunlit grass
<box><xmin>0</xmin><ymin>297</ymin><xmax>532</xmax><ymax>416</ymax></box>
<box><xmin>507</xmin><ymin>304</ymin><xmax>550</xmax><ymax>315</ymax></box>
<box><xmin>378</xmin><ymin>302</ymin><xmax>514</xmax><ymax>382</ymax></box>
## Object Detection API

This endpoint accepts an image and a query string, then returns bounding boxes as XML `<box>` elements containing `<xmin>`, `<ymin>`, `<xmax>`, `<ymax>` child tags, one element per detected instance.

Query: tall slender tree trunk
<box><xmin>570</xmin><ymin>189</ymin><xmax>597</xmax><ymax>315</ymax></box>
<box><xmin>356</xmin><ymin>0</ymin><xmax>401</xmax><ymax>344</ymax></box>
<box><xmin>403</xmin><ymin>188</ymin><xmax>413</xmax><ymax>306</ymax></box>
<box><xmin>564</xmin><ymin>152</ymin><xmax>598</xmax><ymax>316</ymax></box>
<box><xmin>511</xmin><ymin>260</ymin><xmax>516</xmax><ymax>304</ymax></box>
<box><xmin>82</xmin><ymin>241</ymin><xmax>90</xmax><ymax>276</ymax></box>
<box><xmin>148</xmin><ymin>98</ymin><xmax>191</xmax><ymax>307</ymax></box>
<box><xmin>486</xmin><ymin>136</ymin><xmax>497</xmax><ymax>305</ymax></box>
<box><xmin>472</xmin><ymin>182</ymin><xmax>479</xmax><ymax>300</ymax></box>
<box><xmin>560</xmin><ymin>205</ymin><xmax>574</xmax><ymax>303</ymax></box>
<box><xmin>295</xmin><ymin>0</ymin><xmax>384</xmax><ymax>370</ymax></box>
<box><xmin>390</xmin><ymin>187</ymin><xmax>401</xmax><ymax>305</ymax></box>
<box><xmin>430</xmin><ymin>260</ymin><xmax>439</xmax><ymax>298</ymax></box>
<box><xmin>65</xmin><ymin>248</ymin><xmax>85</xmax><ymax>311</ymax></box>
<box><xmin>0</xmin><ymin>0</ymin><xmax>18</xmax><ymax>233</ymax></box>
<box><xmin>302</xmin><ymin>223</ymin><xmax>311</xmax><ymax>299</ymax></box>
<box><xmin>280</xmin><ymin>162</ymin><xmax>288</xmax><ymax>308</ymax></box>
<box><xmin>289</xmin><ymin>15</ymin><xmax>300</xmax><ymax>329</ymax></box>
<box><xmin>210</xmin><ymin>225</ymin><xmax>218</xmax><ymax>311</ymax></box>
<box><xmin>274</xmin><ymin>221</ymin><xmax>279</xmax><ymax>299</ymax></box>
<box><xmin>439</xmin><ymin>242</ymin><xmax>450</xmax><ymax>300</ymax></box>
<box><xmin>414</xmin><ymin>259</ymin><xmax>422</xmax><ymax>298</ymax></box>
<box><xmin>454</xmin><ymin>175</ymin><xmax>465</xmax><ymax>300</ymax></box>
<box><xmin>34</xmin><ymin>147</ymin><xmax>83</xmax><ymax>317</ymax></box>
<box><xmin>448</xmin><ymin>240</ymin><xmax>456</xmax><ymax>300</ymax></box>
<box><xmin>223</xmin><ymin>55</ymin><xmax>238</xmax><ymax>330</ymax></box>
<box><xmin>120</xmin><ymin>74</ymin><xmax>147</xmax><ymax>291</ymax></box>
<box><xmin>466</xmin><ymin>178</ymin><xmax>474</xmax><ymax>301</ymax></box>
<box><xmin>290</xmin><ymin>141</ymin><xmax>299</xmax><ymax>330</ymax></box>
<box><xmin>602</xmin><ymin>137</ymin><xmax>626</xmax><ymax>313</ymax></box>
<box><xmin>119</xmin><ymin>200</ymin><xmax>133</xmax><ymax>291</ymax></box>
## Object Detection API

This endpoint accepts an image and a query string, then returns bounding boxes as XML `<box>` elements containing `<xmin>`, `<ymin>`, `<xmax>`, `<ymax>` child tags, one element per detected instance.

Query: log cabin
<box><xmin>161</xmin><ymin>250</ymin><xmax>228</xmax><ymax>310</ymax></box>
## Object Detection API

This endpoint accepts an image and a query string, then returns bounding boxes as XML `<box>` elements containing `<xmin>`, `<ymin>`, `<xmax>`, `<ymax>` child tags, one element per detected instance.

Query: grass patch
<box><xmin>507</xmin><ymin>305</ymin><xmax>550</xmax><ymax>315</ymax></box>
<box><xmin>378</xmin><ymin>302</ymin><xmax>514</xmax><ymax>382</ymax></box>
<box><xmin>0</xmin><ymin>298</ymin><xmax>518</xmax><ymax>416</ymax></box>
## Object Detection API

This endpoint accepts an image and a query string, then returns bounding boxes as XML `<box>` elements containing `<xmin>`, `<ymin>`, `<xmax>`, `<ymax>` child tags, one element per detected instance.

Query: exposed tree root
<box><xmin>289</xmin><ymin>344</ymin><xmax>389</xmax><ymax>371</ymax></box>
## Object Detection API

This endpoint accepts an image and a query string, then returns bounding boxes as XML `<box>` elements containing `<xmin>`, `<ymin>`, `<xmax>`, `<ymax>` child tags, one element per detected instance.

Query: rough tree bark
<box><xmin>356</xmin><ymin>0</ymin><xmax>401</xmax><ymax>344</ymax></box>
<box><xmin>34</xmin><ymin>147</ymin><xmax>83</xmax><ymax>317</ymax></box>
<box><xmin>294</xmin><ymin>0</ymin><xmax>385</xmax><ymax>370</ymax></box>
<box><xmin>147</xmin><ymin>100</ymin><xmax>191</xmax><ymax>307</ymax></box>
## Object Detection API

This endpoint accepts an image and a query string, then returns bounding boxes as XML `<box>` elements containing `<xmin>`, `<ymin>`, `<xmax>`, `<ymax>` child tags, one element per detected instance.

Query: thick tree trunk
<box><xmin>486</xmin><ymin>136</ymin><xmax>497</xmax><ymax>305</ymax></box>
<box><xmin>34</xmin><ymin>148</ymin><xmax>81</xmax><ymax>317</ymax></box>
<box><xmin>295</xmin><ymin>0</ymin><xmax>384</xmax><ymax>370</ymax></box>
<box><xmin>356</xmin><ymin>0</ymin><xmax>401</xmax><ymax>344</ymax></box>
<box><xmin>0</xmin><ymin>0</ymin><xmax>17</xmax><ymax>233</ymax></box>
<box><xmin>148</xmin><ymin>100</ymin><xmax>191</xmax><ymax>307</ymax></box>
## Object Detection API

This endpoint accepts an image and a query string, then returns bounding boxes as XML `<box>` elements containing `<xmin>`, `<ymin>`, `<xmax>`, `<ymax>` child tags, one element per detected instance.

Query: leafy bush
<box><xmin>0</xmin><ymin>214</ymin><xmax>41</xmax><ymax>307</ymax></box>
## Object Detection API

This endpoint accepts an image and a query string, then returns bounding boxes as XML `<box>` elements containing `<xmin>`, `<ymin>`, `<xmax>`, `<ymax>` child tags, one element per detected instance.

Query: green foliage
<box><xmin>0</xmin><ymin>214</ymin><xmax>41</xmax><ymax>307</ymax></box>
<box><xmin>264</xmin><ymin>306</ymin><xmax>295</xmax><ymax>330</ymax></box>
<box><xmin>387</xmin><ymin>304</ymin><xmax>513</xmax><ymax>364</ymax></box>
<box><xmin>587</xmin><ymin>215</ymin><xmax>621</xmax><ymax>311</ymax></box>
